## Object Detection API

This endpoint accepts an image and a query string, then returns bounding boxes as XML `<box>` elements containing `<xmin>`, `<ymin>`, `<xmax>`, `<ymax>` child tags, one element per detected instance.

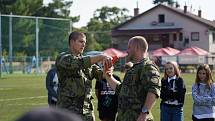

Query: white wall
<box><xmin>118</xmin><ymin>6</ymin><xmax>215</xmax><ymax>53</ymax></box>
<box><xmin>208</xmin><ymin>31</ymin><xmax>215</xmax><ymax>53</ymax></box>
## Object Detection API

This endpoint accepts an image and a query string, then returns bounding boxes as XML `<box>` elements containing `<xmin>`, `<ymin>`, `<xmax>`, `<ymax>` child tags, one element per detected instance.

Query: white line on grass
<box><xmin>0</xmin><ymin>91</ymin><xmax>192</xmax><ymax>102</ymax></box>
<box><xmin>7</xmin><ymin>103</ymin><xmax>47</xmax><ymax>106</ymax></box>
<box><xmin>0</xmin><ymin>88</ymin><xmax>12</xmax><ymax>91</ymax></box>
<box><xmin>0</xmin><ymin>96</ymin><xmax>47</xmax><ymax>102</ymax></box>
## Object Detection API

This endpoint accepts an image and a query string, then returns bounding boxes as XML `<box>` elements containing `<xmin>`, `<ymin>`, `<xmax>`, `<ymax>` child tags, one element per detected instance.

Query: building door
<box><xmin>161</xmin><ymin>34</ymin><xmax>169</xmax><ymax>47</ymax></box>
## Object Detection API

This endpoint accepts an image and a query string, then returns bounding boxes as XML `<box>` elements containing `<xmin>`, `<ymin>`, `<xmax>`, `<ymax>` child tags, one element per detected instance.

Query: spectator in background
<box><xmin>192</xmin><ymin>64</ymin><xmax>215</xmax><ymax>121</ymax></box>
<box><xmin>32</xmin><ymin>56</ymin><xmax>36</xmax><ymax>68</ymax></box>
<box><xmin>95</xmin><ymin>72</ymin><xmax>121</xmax><ymax>121</ymax></box>
<box><xmin>46</xmin><ymin>64</ymin><xmax>58</xmax><ymax>106</ymax></box>
<box><xmin>160</xmin><ymin>61</ymin><xmax>186</xmax><ymax>121</ymax></box>
<box><xmin>15</xmin><ymin>107</ymin><xmax>83</xmax><ymax>121</ymax></box>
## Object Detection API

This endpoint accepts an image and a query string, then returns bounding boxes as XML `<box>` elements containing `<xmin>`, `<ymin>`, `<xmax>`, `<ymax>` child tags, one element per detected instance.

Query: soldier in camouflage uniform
<box><xmin>55</xmin><ymin>31</ymin><xmax>108</xmax><ymax>119</ymax></box>
<box><xmin>83</xmin><ymin>65</ymin><xmax>102</xmax><ymax>121</ymax></box>
<box><xmin>104</xmin><ymin>36</ymin><xmax>161</xmax><ymax>121</ymax></box>
<box><xmin>83</xmin><ymin>79</ymin><xmax>95</xmax><ymax>121</ymax></box>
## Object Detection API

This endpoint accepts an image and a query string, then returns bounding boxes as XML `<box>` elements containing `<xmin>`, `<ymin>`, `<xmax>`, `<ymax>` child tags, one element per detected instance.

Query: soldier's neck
<box><xmin>133</xmin><ymin>53</ymin><xmax>147</xmax><ymax>63</ymax></box>
<box><xmin>69</xmin><ymin>49</ymin><xmax>81</xmax><ymax>57</ymax></box>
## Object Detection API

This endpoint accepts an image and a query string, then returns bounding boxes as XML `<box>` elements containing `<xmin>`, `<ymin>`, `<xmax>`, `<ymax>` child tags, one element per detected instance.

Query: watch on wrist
<box><xmin>141</xmin><ymin>106</ymin><xmax>149</xmax><ymax>114</ymax></box>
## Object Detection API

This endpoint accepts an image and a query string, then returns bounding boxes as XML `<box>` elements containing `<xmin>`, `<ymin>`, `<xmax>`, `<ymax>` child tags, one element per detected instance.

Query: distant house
<box><xmin>111</xmin><ymin>4</ymin><xmax>215</xmax><ymax>55</ymax></box>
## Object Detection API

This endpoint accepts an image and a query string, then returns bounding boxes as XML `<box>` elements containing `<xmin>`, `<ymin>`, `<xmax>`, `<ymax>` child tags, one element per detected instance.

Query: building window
<box><xmin>184</xmin><ymin>37</ymin><xmax>189</xmax><ymax>44</ymax></box>
<box><xmin>173</xmin><ymin>33</ymin><xmax>177</xmax><ymax>41</ymax></box>
<box><xmin>213</xmin><ymin>32</ymin><xmax>215</xmax><ymax>43</ymax></box>
<box><xmin>191</xmin><ymin>32</ymin><xmax>199</xmax><ymax>41</ymax></box>
<box><xmin>153</xmin><ymin>35</ymin><xmax>159</xmax><ymax>41</ymax></box>
<box><xmin>158</xmin><ymin>14</ymin><xmax>165</xmax><ymax>23</ymax></box>
<box><xmin>112</xmin><ymin>44</ymin><xmax>118</xmax><ymax>48</ymax></box>
<box><xmin>179</xmin><ymin>32</ymin><xmax>183</xmax><ymax>41</ymax></box>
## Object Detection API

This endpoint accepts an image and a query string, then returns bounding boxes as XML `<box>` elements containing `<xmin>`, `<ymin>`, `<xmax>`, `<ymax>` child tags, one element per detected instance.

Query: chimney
<box><xmin>175</xmin><ymin>2</ymin><xmax>180</xmax><ymax>8</ymax></box>
<box><xmin>134</xmin><ymin>8</ymin><xmax>139</xmax><ymax>16</ymax></box>
<box><xmin>198</xmin><ymin>10</ymin><xmax>202</xmax><ymax>17</ymax></box>
<box><xmin>184</xmin><ymin>5</ymin><xmax>187</xmax><ymax>13</ymax></box>
<box><xmin>134</xmin><ymin>1</ymin><xmax>139</xmax><ymax>16</ymax></box>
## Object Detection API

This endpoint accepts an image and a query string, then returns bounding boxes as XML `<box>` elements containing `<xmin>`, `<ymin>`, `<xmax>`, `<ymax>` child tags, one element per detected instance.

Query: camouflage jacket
<box><xmin>55</xmin><ymin>51</ymin><xmax>95</xmax><ymax>115</ymax></box>
<box><xmin>83</xmin><ymin>64</ymin><xmax>103</xmax><ymax>121</ymax></box>
<box><xmin>115</xmin><ymin>58</ymin><xmax>161</xmax><ymax>121</ymax></box>
<box><xmin>82</xmin><ymin>65</ymin><xmax>101</xmax><ymax>114</ymax></box>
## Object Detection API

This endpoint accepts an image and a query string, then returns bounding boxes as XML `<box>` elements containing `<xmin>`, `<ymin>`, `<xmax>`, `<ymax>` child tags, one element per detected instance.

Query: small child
<box><xmin>192</xmin><ymin>64</ymin><xmax>215</xmax><ymax>121</ymax></box>
<box><xmin>95</xmin><ymin>73</ymin><xmax>121</xmax><ymax>121</ymax></box>
<box><xmin>160</xmin><ymin>61</ymin><xmax>186</xmax><ymax>121</ymax></box>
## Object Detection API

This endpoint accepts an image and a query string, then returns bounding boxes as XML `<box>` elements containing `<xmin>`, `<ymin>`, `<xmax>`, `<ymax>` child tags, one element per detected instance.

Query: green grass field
<box><xmin>0</xmin><ymin>72</ymin><xmax>201</xmax><ymax>121</ymax></box>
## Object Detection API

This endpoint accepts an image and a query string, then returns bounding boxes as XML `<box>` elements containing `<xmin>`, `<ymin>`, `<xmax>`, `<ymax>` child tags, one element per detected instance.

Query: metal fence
<box><xmin>0</xmin><ymin>14</ymin><xmax>72</xmax><ymax>77</ymax></box>
<box><xmin>1</xmin><ymin>56</ymin><xmax>55</xmax><ymax>74</ymax></box>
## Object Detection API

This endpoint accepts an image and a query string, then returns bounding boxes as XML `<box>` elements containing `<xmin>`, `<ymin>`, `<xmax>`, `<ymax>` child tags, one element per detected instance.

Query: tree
<box><xmin>153</xmin><ymin>0</ymin><xmax>174</xmax><ymax>5</ymax></box>
<box><xmin>93</xmin><ymin>6</ymin><xmax>130</xmax><ymax>24</ymax></box>
<box><xmin>32</xmin><ymin>0</ymin><xmax>79</xmax><ymax>22</ymax></box>
<box><xmin>0</xmin><ymin>0</ymin><xmax>17</xmax><ymax>11</ymax></box>
<box><xmin>86</xmin><ymin>6</ymin><xmax>130</xmax><ymax>50</ymax></box>
<box><xmin>0</xmin><ymin>0</ymin><xmax>43</xmax><ymax>15</ymax></box>
<box><xmin>0</xmin><ymin>0</ymin><xmax>17</xmax><ymax>4</ymax></box>
<box><xmin>1</xmin><ymin>0</ymin><xmax>79</xmax><ymax>57</ymax></box>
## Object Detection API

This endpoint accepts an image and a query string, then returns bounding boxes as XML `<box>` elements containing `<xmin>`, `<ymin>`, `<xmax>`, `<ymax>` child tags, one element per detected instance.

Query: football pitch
<box><xmin>0</xmin><ymin>72</ymin><xmax>199</xmax><ymax>121</ymax></box>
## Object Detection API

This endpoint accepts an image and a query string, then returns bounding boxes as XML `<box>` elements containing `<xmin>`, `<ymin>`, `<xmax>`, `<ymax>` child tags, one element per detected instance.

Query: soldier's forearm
<box><xmin>105</xmin><ymin>75</ymin><xmax>121</xmax><ymax>90</ymax></box>
<box><xmin>143</xmin><ymin>92</ymin><xmax>157</xmax><ymax>111</ymax></box>
<box><xmin>90</xmin><ymin>54</ymin><xmax>109</xmax><ymax>65</ymax></box>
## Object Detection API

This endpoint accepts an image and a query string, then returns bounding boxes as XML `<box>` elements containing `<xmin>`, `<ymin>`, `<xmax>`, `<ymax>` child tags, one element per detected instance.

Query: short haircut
<box><xmin>16</xmin><ymin>107</ymin><xmax>83</xmax><ymax>121</ymax></box>
<box><xmin>68</xmin><ymin>31</ymin><xmax>85</xmax><ymax>45</ymax></box>
<box><xmin>129</xmin><ymin>36</ymin><xmax>148</xmax><ymax>52</ymax></box>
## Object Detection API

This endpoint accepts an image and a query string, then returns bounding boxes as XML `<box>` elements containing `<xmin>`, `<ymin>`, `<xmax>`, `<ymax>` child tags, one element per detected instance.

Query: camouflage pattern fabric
<box><xmin>83</xmin><ymin>99</ymin><xmax>95</xmax><ymax>121</ymax></box>
<box><xmin>83</xmin><ymin>95</ymin><xmax>95</xmax><ymax>121</ymax></box>
<box><xmin>82</xmin><ymin>67</ymin><xmax>96</xmax><ymax>121</ymax></box>
<box><xmin>82</xmin><ymin>64</ymin><xmax>102</xmax><ymax>121</ymax></box>
<box><xmin>55</xmin><ymin>51</ymin><xmax>92</xmax><ymax>115</ymax></box>
<box><xmin>115</xmin><ymin>58</ymin><xmax>161</xmax><ymax>121</ymax></box>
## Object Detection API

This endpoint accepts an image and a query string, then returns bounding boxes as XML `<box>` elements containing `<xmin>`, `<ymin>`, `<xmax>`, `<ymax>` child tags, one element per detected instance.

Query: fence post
<box><xmin>36</xmin><ymin>17</ymin><xmax>39</xmax><ymax>74</ymax></box>
<box><xmin>0</xmin><ymin>14</ymin><xmax>71</xmax><ymax>74</ymax></box>
<box><xmin>9</xmin><ymin>12</ymin><xmax>13</xmax><ymax>74</ymax></box>
<box><xmin>0</xmin><ymin>13</ymin><xmax>2</xmax><ymax>77</ymax></box>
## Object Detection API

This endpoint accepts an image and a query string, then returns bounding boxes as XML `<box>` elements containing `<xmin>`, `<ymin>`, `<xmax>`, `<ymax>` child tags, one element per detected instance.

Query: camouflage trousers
<box><xmin>83</xmin><ymin>111</ymin><xmax>95</xmax><ymax>121</ymax></box>
<box><xmin>116</xmin><ymin>109</ymin><xmax>153</xmax><ymax>121</ymax></box>
<box><xmin>83</xmin><ymin>99</ymin><xmax>95</xmax><ymax>121</ymax></box>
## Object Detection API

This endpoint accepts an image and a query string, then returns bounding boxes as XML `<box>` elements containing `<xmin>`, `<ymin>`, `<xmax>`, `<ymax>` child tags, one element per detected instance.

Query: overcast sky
<box><xmin>44</xmin><ymin>0</ymin><xmax>215</xmax><ymax>28</ymax></box>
